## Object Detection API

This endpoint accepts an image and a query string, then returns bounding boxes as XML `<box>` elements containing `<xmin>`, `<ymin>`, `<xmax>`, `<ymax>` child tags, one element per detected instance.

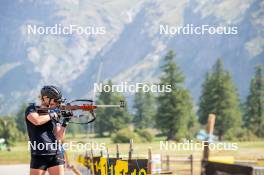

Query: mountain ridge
<box><xmin>0</xmin><ymin>0</ymin><xmax>263</xmax><ymax>115</ymax></box>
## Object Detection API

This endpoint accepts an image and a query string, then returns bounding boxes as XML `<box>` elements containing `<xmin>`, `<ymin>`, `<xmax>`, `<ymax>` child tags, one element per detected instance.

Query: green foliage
<box><xmin>244</xmin><ymin>65</ymin><xmax>264</xmax><ymax>137</ymax></box>
<box><xmin>156</xmin><ymin>50</ymin><xmax>197</xmax><ymax>141</ymax></box>
<box><xmin>198</xmin><ymin>59</ymin><xmax>242</xmax><ymax>140</ymax></box>
<box><xmin>224</xmin><ymin>127</ymin><xmax>258</xmax><ymax>141</ymax></box>
<box><xmin>111</xmin><ymin>127</ymin><xmax>154</xmax><ymax>143</ymax></box>
<box><xmin>111</xmin><ymin>128</ymin><xmax>141</xmax><ymax>143</ymax></box>
<box><xmin>133</xmin><ymin>90</ymin><xmax>156</xmax><ymax>129</ymax></box>
<box><xmin>15</xmin><ymin>104</ymin><xmax>27</xmax><ymax>134</ymax></box>
<box><xmin>0</xmin><ymin>121</ymin><xmax>3</xmax><ymax>138</ymax></box>
<box><xmin>95</xmin><ymin>80</ymin><xmax>131</xmax><ymax>136</ymax></box>
<box><xmin>135</xmin><ymin>128</ymin><xmax>154</xmax><ymax>142</ymax></box>
<box><xmin>0</xmin><ymin>116</ymin><xmax>20</xmax><ymax>146</ymax></box>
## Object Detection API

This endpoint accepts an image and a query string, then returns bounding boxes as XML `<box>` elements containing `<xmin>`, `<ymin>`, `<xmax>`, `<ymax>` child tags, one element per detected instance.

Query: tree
<box><xmin>133</xmin><ymin>90</ymin><xmax>156</xmax><ymax>129</ymax></box>
<box><xmin>95</xmin><ymin>80</ymin><xmax>131</xmax><ymax>136</ymax></box>
<box><xmin>0</xmin><ymin>116</ymin><xmax>20</xmax><ymax>146</ymax></box>
<box><xmin>244</xmin><ymin>65</ymin><xmax>264</xmax><ymax>137</ymax></box>
<box><xmin>156</xmin><ymin>50</ymin><xmax>196</xmax><ymax>141</ymax></box>
<box><xmin>15</xmin><ymin>104</ymin><xmax>27</xmax><ymax>134</ymax></box>
<box><xmin>198</xmin><ymin>59</ymin><xmax>242</xmax><ymax>140</ymax></box>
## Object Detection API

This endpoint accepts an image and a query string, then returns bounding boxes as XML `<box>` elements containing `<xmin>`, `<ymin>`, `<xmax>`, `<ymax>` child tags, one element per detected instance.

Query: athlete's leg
<box><xmin>30</xmin><ymin>155</ymin><xmax>48</xmax><ymax>175</ymax></box>
<box><xmin>30</xmin><ymin>168</ymin><xmax>46</xmax><ymax>175</ymax></box>
<box><xmin>48</xmin><ymin>164</ymin><xmax>64</xmax><ymax>175</ymax></box>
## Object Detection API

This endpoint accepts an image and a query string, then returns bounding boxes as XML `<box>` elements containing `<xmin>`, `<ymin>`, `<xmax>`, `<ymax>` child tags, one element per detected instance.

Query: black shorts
<box><xmin>30</xmin><ymin>154</ymin><xmax>65</xmax><ymax>170</ymax></box>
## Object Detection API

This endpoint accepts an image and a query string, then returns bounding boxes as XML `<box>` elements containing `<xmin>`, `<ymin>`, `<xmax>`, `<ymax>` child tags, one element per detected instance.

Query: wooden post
<box><xmin>166</xmin><ymin>155</ymin><xmax>170</xmax><ymax>171</ymax></box>
<box><xmin>147</xmin><ymin>148</ymin><xmax>152</xmax><ymax>174</ymax></box>
<box><xmin>116</xmin><ymin>144</ymin><xmax>120</xmax><ymax>159</ymax></box>
<box><xmin>128</xmin><ymin>139</ymin><xmax>133</xmax><ymax>160</ymax></box>
<box><xmin>201</xmin><ymin>113</ymin><xmax>216</xmax><ymax>175</ymax></box>
<box><xmin>203</xmin><ymin>141</ymin><xmax>209</xmax><ymax>160</ymax></box>
<box><xmin>203</xmin><ymin>113</ymin><xmax>216</xmax><ymax>160</ymax></box>
<box><xmin>207</xmin><ymin>114</ymin><xmax>216</xmax><ymax>136</ymax></box>
<box><xmin>190</xmin><ymin>154</ymin><xmax>194</xmax><ymax>175</ymax></box>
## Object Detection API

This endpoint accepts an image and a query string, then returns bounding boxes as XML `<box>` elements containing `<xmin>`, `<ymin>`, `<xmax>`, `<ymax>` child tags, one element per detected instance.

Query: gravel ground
<box><xmin>0</xmin><ymin>164</ymin><xmax>83</xmax><ymax>175</ymax></box>
<box><xmin>0</xmin><ymin>164</ymin><xmax>30</xmax><ymax>175</ymax></box>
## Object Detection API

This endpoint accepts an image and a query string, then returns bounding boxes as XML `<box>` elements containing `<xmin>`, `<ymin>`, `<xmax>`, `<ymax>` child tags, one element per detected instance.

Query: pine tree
<box><xmin>244</xmin><ymin>65</ymin><xmax>264</xmax><ymax>137</ymax></box>
<box><xmin>133</xmin><ymin>90</ymin><xmax>156</xmax><ymax>129</ymax></box>
<box><xmin>198</xmin><ymin>59</ymin><xmax>242</xmax><ymax>140</ymax></box>
<box><xmin>95</xmin><ymin>80</ymin><xmax>131</xmax><ymax>136</ymax></box>
<box><xmin>156</xmin><ymin>50</ymin><xmax>196</xmax><ymax>141</ymax></box>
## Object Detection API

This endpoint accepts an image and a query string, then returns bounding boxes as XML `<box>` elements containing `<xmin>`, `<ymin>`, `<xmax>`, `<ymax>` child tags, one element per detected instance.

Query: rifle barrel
<box><xmin>96</xmin><ymin>104</ymin><xmax>121</xmax><ymax>107</ymax></box>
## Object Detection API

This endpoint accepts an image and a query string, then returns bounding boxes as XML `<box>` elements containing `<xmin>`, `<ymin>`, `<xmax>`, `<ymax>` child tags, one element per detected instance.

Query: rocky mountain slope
<box><xmin>0</xmin><ymin>0</ymin><xmax>263</xmax><ymax>114</ymax></box>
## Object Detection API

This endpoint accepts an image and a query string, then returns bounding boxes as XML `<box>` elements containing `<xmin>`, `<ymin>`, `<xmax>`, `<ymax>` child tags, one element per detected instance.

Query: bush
<box><xmin>135</xmin><ymin>129</ymin><xmax>154</xmax><ymax>142</ymax></box>
<box><xmin>111</xmin><ymin>128</ymin><xmax>141</xmax><ymax>143</ymax></box>
<box><xmin>111</xmin><ymin>128</ymin><xmax>154</xmax><ymax>143</ymax></box>
<box><xmin>236</xmin><ymin>129</ymin><xmax>258</xmax><ymax>141</ymax></box>
<box><xmin>224</xmin><ymin>128</ymin><xmax>258</xmax><ymax>141</ymax></box>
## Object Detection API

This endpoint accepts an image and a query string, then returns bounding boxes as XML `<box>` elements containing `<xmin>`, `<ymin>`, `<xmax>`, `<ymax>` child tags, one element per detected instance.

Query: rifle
<box><xmin>36</xmin><ymin>99</ymin><xmax>125</xmax><ymax>124</ymax></box>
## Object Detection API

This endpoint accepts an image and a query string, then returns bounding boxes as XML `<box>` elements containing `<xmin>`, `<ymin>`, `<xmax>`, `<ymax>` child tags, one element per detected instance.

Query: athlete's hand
<box><xmin>61</xmin><ymin>111</ymin><xmax>73</xmax><ymax>127</ymax></box>
<box><xmin>49</xmin><ymin>108</ymin><xmax>61</xmax><ymax>121</ymax></box>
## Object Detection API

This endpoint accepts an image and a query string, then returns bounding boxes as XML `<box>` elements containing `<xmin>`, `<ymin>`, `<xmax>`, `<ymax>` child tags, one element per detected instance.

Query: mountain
<box><xmin>0</xmin><ymin>0</ymin><xmax>263</xmax><ymax>115</ymax></box>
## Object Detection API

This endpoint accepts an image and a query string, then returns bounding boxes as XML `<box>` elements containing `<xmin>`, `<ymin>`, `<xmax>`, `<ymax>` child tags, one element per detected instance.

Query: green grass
<box><xmin>0</xmin><ymin>142</ymin><xmax>30</xmax><ymax>164</ymax></box>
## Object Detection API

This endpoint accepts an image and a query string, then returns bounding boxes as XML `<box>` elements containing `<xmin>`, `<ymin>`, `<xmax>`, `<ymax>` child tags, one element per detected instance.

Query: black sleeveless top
<box><xmin>25</xmin><ymin>103</ymin><xmax>62</xmax><ymax>155</ymax></box>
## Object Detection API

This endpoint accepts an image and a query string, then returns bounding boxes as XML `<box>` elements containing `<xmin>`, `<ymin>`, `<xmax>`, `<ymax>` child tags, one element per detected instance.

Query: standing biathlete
<box><xmin>25</xmin><ymin>85</ymin><xmax>72</xmax><ymax>175</ymax></box>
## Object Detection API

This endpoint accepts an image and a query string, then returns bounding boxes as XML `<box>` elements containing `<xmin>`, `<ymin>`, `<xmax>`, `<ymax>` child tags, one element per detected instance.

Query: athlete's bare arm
<box><xmin>27</xmin><ymin>112</ymin><xmax>51</xmax><ymax>126</ymax></box>
<box><xmin>54</xmin><ymin>124</ymin><xmax>66</xmax><ymax>141</ymax></box>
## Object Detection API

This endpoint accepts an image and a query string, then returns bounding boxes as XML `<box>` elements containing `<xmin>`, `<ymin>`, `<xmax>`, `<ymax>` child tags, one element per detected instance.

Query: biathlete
<box><xmin>25</xmin><ymin>85</ymin><xmax>72</xmax><ymax>175</ymax></box>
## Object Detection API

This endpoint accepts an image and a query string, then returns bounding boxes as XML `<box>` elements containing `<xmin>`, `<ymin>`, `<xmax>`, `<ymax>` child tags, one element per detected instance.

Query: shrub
<box><xmin>111</xmin><ymin>128</ymin><xmax>141</xmax><ymax>143</ymax></box>
<box><xmin>135</xmin><ymin>129</ymin><xmax>154</xmax><ymax>142</ymax></box>
<box><xmin>224</xmin><ymin>128</ymin><xmax>258</xmax><ymax>141</ymax></box>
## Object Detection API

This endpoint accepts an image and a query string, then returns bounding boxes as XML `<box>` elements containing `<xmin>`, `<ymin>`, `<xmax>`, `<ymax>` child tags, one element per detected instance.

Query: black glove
<box><xmin>61</xmin><ymin>111</ymin><xmax>73</xmax><ymax>127</ymax></box>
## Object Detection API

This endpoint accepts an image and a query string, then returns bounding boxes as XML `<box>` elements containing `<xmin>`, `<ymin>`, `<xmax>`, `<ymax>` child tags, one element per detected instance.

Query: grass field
<box><xmin>0</xmin><ymin>135</ymin><xmax>263</xmax><ymax>173</ymax></box>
